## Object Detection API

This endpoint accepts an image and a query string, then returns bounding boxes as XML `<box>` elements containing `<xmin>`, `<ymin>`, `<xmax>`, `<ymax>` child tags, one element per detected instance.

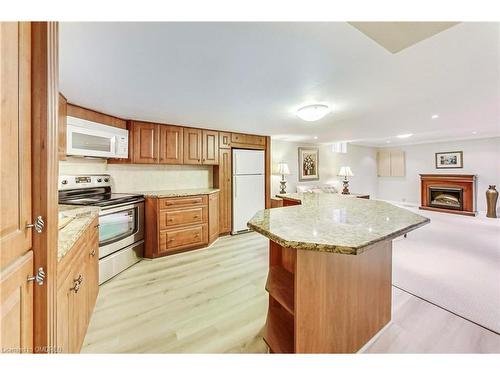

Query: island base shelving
<box><xmin>263</xmin><ymin>239</ymin><xmax>392</xmax><ymax>353</ymax></box>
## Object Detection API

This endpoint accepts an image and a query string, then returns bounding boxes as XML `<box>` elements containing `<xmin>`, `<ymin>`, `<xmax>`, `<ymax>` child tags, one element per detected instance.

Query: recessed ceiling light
<box><xmin>313</xmin><ymin>136</ymin><xmax>318</xmax><ymax>140</ymax></box>
<box><xmin>296</xmin><ymin>104</ymin><xmax>329</xmax><ymax>122</ymax></box>
<box><xmin>472</xmin><ymin>131</ymin><xmax>477</xmax><ymax>135</ymax></box>
<box><xmin>431</xmin><ymin>114</ymin><xmax>439</xmax><ymax>119</ymax></box>
<box><xmin>386</xmin><ymin>140</ymin><xmax>391</xmax><ymax>143</ymax></box>
<box><xmin>396</xmin><ymin>133</ymin><xmax>413</xmax><ymax>139</ymax></box>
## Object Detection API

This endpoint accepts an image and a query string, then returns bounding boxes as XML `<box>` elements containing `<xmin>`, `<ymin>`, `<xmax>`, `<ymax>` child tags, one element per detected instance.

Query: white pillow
<box><xmin>311</xmin><ymin>188</ymin><xmax>324</xmax><ymax>194</ymax></box>
<box><xmin>297</xmin><ymin>185</ymin><xmax>315</xmax><ymax>193</ymax></box>
<box><xmin>320</xmin><ymin>185</ymin><xmax>338</xmax><ymax>194</ymax></box>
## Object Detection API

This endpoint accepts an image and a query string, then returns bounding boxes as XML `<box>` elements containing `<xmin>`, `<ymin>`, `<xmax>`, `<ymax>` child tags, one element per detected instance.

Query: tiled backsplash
<box><xmin>59</xmin><ymin>157</ymin><xmax>213</xmax><ymax>193</ymax></box>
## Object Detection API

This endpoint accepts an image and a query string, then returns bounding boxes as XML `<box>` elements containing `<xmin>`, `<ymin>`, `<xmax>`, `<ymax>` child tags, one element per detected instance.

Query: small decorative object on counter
<box><xmin>277</xmin><ymin>162</ymin><xmax>291</xmax><ymax>194</ymax></box>
<box><xmin>486</xmin><ymin>185</ymin><xmax>498</xmax><ymax>218</ymax></box>
<box><xmin>338</xmin><ymin>166</ymin><xmax>354</xmax><ymax>195</ymax></box>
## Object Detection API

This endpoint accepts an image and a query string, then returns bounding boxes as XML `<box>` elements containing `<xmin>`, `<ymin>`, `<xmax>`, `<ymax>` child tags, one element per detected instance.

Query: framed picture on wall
<box><xmin>435</xmin><ymin>151</ymin><xmax>463</xmax><ymax>169</ymax></box>
<box><xmin>298</xmin><ymin>147</ymin><xmax>319</xmax><ymax>181</ymax></box>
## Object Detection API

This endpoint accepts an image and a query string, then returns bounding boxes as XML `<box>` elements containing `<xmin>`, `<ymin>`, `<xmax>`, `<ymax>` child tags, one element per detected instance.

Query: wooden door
<box><xmin>183</xmin><ymin>128</ymin><xmax>202</xmax><ymax>165</ymax></box>
<box><xmin>58</xmin><ymin>93</ymin><xmax>67</xmax><ymax>160</ymax></box>
<box><xmin>218</xmin><ymin>148</ymin><xmax>232</xmax><ymax>234</ymax></box>
<box><xmin>208</xmin><ymin>192</ymin><xmax>219</xmax><ymax>244</ymax></box>
<box><xmin>0</xmin><ymin>22</ymin><xmax>34</xmax><ymax>354</ymax></box>
<box><xmin>132</xmin><ymin>121</ymin><xmax>158</xmax><ymax>164</ymax></box>
<box><xmin>159</xmin><ymin>125</ymin><xmax>183</xmax><ymax>164</ymax></box>
<box><xmin>202</xmin><ymin>130</ymin><xmax>219</xmax><ymax>165</ymax></box>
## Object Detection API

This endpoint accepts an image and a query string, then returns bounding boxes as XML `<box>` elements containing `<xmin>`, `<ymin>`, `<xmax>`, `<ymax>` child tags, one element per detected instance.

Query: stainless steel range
<box><xmin>58</xmin><ymin>174</ymin><xmax>144</xmax><ymax>284</ymax></box>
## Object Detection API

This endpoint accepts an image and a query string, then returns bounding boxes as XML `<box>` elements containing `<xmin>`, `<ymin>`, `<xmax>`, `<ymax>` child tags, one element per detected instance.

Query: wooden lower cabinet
<box><xmin>145</xmin><ymin>192</ymin><xmax>219</xmax><ymax>258</ymax></box>
<box><xmin>56</xmin><ymin>217</ymin><xmax>99</xmax><ymax>353</ymax></box>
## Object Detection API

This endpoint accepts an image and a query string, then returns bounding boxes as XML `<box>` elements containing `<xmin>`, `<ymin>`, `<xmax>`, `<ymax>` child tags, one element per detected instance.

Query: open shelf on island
<box><xmin>265</xmin><ymin>266</ymin><xmax>294</xmax><ymax>315</ymax></box>
<box><xmin>263</xmin><ymin>297</ymin><xmax>295</xmax><ymax>353</ymax></box>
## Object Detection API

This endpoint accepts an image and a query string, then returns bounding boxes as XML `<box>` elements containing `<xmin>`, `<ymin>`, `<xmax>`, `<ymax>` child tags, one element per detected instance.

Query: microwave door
<box><xmin>67</xmin><ymin>125</ymin><xmax>116</xmax><ymax>158</ymax></box>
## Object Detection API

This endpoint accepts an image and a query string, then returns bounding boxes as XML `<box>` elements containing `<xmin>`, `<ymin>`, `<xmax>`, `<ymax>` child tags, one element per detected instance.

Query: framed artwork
<box><xmin>298</xmin><ymin>147</ymin><xmax>319</xmax><ymax>181</ymax></box>
<box><xmin>435</xmin><ymin>151</ymin><xmax>463</xmax><ymax>169</ymax></box>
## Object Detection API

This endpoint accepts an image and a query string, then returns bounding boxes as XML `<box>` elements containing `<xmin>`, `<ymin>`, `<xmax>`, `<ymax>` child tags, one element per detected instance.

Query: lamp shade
<box><xmin>277</xmin><ymin>162</ymin><xmax>290</xmax><ymax>175</ymax></box>
<box><xmin>338</xmin><ymin>166</ymin><xmax>353</xmax><ymax>177</ymax></box>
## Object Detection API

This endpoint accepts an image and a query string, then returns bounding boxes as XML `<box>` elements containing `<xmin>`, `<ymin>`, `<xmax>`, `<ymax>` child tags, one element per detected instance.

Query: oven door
<box><xmin>98</xmin><ymin>201</ymin><xmax>145</xmax><ymax>259</ymax></box>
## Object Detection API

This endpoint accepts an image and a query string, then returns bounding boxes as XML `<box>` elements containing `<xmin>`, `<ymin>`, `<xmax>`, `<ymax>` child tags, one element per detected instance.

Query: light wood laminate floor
<box><xmin>82</xmin><ymin>232</ymin><xmax>500</xmax><ymax>353</ymax></box>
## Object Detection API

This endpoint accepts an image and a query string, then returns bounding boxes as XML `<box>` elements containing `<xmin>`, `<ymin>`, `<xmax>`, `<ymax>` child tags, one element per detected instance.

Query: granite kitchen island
<box><xmin>247</xmin><ymin>193</ymin><xmax>430</xmax><ymax>353</ymax></box>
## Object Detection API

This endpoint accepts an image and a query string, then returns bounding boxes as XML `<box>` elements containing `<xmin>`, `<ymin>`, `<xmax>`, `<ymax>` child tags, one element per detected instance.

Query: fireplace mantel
<box><xmin>419</xmin><ymin>174</ymin><xmax>477</xmax><ymax>216</ymax></box>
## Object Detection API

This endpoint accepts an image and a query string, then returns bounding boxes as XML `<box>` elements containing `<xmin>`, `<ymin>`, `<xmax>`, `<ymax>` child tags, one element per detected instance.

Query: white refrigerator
<box><xmin>232</xmin><ymin>149</ymin><xmax>265</xmax><ymax>234</ymax></box>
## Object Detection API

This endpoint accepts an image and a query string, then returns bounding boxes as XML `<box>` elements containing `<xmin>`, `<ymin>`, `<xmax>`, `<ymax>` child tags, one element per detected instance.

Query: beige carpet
<box><xmin>392</xmin><ymin>205</ymin><xmax>500</xmax><ymax>333</ymax></box>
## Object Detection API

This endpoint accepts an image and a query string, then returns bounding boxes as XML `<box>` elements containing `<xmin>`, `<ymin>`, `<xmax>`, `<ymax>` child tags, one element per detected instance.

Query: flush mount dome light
<box><xmin>296</xmin><ymin>104</ymin><xmax>329</xmax><ymax>122</ymax></box>
<box><xmin>396</xmin><ymin>133</ymin><xmax>413</xmax><ymax>139</ymax></box>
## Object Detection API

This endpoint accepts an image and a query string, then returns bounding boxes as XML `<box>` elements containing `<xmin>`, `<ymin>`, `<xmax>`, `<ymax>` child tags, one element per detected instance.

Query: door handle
<box><xmin>27</xmin><ymin>267</ymin><xmax>46</xmax><ymax>286</ymax></box>
<box><xmin>26</xmin><ymin>216</ymin><xmax>44</xmax><ymax>233</ymax></box>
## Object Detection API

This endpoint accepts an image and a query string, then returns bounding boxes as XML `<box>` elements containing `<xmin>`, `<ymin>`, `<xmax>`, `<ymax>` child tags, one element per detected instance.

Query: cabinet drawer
<box><xmin>160</xmin><ymin>224</ymin><xmax>208</xmax><ymax>252</ymax></box>
<box><xmin>159</xmin><ymin>195</ymin><xmax>207</xmax><ymax>209</ymax></box>
<box><xmin>159</xmin><ymin>206</ymin><xmax>207</xmax><ymax>229</ymax></box>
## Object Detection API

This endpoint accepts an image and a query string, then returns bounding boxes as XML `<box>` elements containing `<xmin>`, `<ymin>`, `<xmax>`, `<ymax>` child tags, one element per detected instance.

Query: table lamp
<box><xmin>338</xmin><ymin>166</ymin><xmax>353</xmax><ymax>194</ymax></box>
<box><xmin>277</xmin><ymin>162</ymin><xmax>291</xmax><ymax>194</ymax></box>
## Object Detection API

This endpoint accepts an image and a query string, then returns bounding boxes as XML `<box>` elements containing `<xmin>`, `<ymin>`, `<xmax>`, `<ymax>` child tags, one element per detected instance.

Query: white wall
<box><xmin>271</xmin><ymin>140</ymin><xmax>378</xmax><ymax>197</ymax></box>
<box><xmin>377</xmin><ymin>137</ymin><xmax>500</xmax><ymax>211</ymax></box>
<box><xmin>59</xmin><ymin>158</ymin><xmax>213</xmax><ymax>193</ymax></box>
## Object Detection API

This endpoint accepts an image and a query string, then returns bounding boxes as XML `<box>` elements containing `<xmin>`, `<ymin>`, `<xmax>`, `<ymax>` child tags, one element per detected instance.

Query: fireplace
<box><xmin>420</xmin><ymin>174</ymin><xmax>476</xmax><ymax>216</ymax></box>
<box><xmin>428</xmin><ymin>187</ymin><xmax>463</xmax><ymax>211</ymax></box>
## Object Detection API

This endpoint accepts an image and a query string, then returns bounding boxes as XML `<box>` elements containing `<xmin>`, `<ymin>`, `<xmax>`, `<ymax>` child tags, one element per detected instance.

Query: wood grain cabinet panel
<box><xmin>183</xmin><ymin>128</ymin><xmax>202</xmax><ymax>165</ymax></box>
<box><xmin>208</xmin><ymin>192</ymin><xmax>219</xmax><ymax>244</ymax></box>
<box><xmin>159</xmin><ymin>195</ymin><xmax>207</xmax><ymax>209</ymax></box>
<box><xmin>160</xmin><ymin>224</ymin><xmax>208</xmax><ymax>253</ymax></box>
<box><xmin>159</xmin><ymin>125</ymin><xmax>183</xmax><ymax>164</ymax></box>
<box><xmin>132</xmin><ymin>121</ymin><xmax>159</xmax><ymax>164</ymax></box>
<box><xmin>231</xmin><ymin>132</ymin><xmax>266</xmax><ymax>148</ymax></box>
<box><xmin>217</xmin><ymin>148</ymin><xmax>232</xmax><ymax>234</ymax></box>
<box><xmin>0</xmin><ymin>22</ymin><xmax>34</xmax><ymax>355</ymax></box>
<box><xmin>202</xmin><ymin>130</ymin><xmax>219</xmax><ymax>165</ymax></box>
<box><xmin>160</xmin><ymin>207</ymin><xmax>207</xmax><ymax>229</ymax></box>
<box><xmin>58</xmin><ymin>93</ymin><xmax>67</xmax><ymax>160</ymax></box>
<box><xmin>219</xmin><ymin>132</ymin><xmax>231</xmax><ymax>149</ymax></box>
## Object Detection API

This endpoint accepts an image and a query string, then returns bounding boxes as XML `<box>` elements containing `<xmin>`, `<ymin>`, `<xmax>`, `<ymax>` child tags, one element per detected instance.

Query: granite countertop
<box><xmin>247</xmin><ymin>193</ymin><xmax>430</xmax><ymax>255</ymax></box>
<box><xmin>58</xmin><ymin>205</ymin><xmax>100</xmax><ymax>262</ymax></box>
<box><xmin>138</xmin><ymin>188</ymin><xmax>220</xmax><ymax>198</ymax></box>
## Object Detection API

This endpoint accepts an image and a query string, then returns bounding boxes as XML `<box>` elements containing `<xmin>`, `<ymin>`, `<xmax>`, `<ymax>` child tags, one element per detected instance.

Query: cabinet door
<box><xmin>0</xmin><ymin>252</ymin><xmax>33</xmax><ymax>354</ymax></box>
<box><xmin>0</xmin><ymin>22</ymin><xmax>34</xmax><ymax>354</ymax></box>
<box><xmin>208</xmin><ymin>192</ymin><xmax>219</xmax><ymax>244</ymax></box>
<box><xmin>218</xmin><ymin>148</ymin><xmax>232</xmax><ymax>234</ymax></box>
<box><xmin>58</xmin><ymin>93</ymin><xmax>67</xmax><ymax>160</ymax></box>
<box><xmin>183</xmin><ymin>128</ymin><xmax>202</xmax><ymax>165</ymax></box>
<box><xmin>377</xmin><ymin>151</ymin><xmax>391</xmax><ymax>177</ymax></box>
<box><xmin>159</xmin><ymin>125</ymin><xmax>183</xmax><ymax>164</ymax></box>
<box><xmin>202</xmin><ymin>130</ymin><xmax>219</xmax><ymax>165</ymax></box>
<box><xmin>390</xmin><ymin>151</ymin><xmax>405</xmax><ymax>177</ymax></box>
<box><xmin>219</xmin><ymin>132</ymin><xmax>231</xmax><ymax>149</ymax></box>
<box><xmin>132</xmin><ymin>121</ymin><xmax>158</xmax><ymax>164</ymax></box>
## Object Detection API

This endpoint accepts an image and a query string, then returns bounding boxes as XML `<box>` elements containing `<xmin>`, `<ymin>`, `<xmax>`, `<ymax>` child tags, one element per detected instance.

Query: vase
<box><xmin>486</xmin><ymin>185</ymin><xmax>498</xmax><ymax>218</ymax></box>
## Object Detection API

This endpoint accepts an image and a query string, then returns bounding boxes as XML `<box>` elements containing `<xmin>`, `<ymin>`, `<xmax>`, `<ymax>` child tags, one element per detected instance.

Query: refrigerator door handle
<box><xmin>234</xmin><ymin>176</ymin><xmax>237</xmax><ymax>198</ymax></box>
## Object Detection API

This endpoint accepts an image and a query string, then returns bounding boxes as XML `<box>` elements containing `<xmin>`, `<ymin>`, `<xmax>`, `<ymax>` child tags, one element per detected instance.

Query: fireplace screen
<box><xmin>428</xmin><ymin>187</ymin><xmax>463</xmax><ymax>211</ymax></box>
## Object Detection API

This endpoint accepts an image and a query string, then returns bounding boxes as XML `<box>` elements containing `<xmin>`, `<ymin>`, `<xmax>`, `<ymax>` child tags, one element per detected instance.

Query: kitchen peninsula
<box><xmin>247</xmin><ymin>193</ymin><xmax>430</xmax><ymax>353</ymax></box>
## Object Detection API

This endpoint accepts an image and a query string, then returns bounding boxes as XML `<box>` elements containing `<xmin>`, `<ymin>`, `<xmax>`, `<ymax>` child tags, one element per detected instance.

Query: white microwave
<box><xmin>66</xmin><ymin>116</ymin><xmax>129</xmax><ymax>158</ymax></box>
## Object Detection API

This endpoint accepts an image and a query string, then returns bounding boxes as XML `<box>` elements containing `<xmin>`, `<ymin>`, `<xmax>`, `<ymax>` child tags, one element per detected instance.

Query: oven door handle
<box><xmin>98</xmin><ymin>201</ymin><xmax>143</xmax><ymax>215</ymax></box>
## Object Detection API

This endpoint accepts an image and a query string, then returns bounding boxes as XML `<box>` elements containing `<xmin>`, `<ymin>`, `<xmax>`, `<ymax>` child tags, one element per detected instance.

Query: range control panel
<box><xmin>58</xmin><ymin>174</ymin><xmax>111</xmax><ymax>190</ymax></box>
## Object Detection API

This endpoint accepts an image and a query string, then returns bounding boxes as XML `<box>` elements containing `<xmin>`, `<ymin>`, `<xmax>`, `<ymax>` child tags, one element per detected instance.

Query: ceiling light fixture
<box><xmin>296</xmin><ymin>104</ymin><xmax>329</xmax><ymax>122</ymax></box>
<box><xmin>431</xmin><ymin>114</ymin><xmax>439</xmax><ymax>119</ymax></box>
<box><xmin>472</xmin><ymin>131</ymin><xmax>477</xmax><ymax>135</ymax></box>
<box><xmin>396</xmin><ymin>133</ymin><xmax>413</xmax><ymax>139</ymax></box>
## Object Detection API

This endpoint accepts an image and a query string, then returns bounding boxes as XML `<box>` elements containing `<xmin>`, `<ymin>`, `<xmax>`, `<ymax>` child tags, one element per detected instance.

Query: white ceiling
<box><xmin>59</xmin><ymin>22</ymin><xmax>500</xmax><ymax>147</ymax></box>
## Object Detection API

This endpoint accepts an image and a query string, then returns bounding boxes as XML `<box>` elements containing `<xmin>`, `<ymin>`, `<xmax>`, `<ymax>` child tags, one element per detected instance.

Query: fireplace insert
<box><xmin>428</xmin><ymin>187</ymin><xmax>463</xmax><ymax>211</ymax></box>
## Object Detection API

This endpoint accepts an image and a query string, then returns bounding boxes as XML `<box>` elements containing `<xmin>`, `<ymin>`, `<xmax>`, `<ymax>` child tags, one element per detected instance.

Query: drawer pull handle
<box><xmin>70</xmin><ymin>275</ymin><xmax>83</xmax><ymax>293</ymax></box>
<box><xmin>90</xmin><ymin>249</ymin><xmax>96</xmax><ymax>257</ymax></box>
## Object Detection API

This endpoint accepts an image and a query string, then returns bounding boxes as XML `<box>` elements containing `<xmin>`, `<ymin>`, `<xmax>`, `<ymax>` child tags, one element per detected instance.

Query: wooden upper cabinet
<box><xmin>202</xmin><ymin>130</ymin><xmax>219</xmax><ymax>165</ymax></box>
<box><xmin>219</xmin><ymin>132</ymin><xmax>231</xmax><ymax>149</ymax></box>
<box><xmin>231</xmin><ymin>132</ymin><xmax>266</xmax><ymax>148</ymax></box>
<box><xmin>132</xmin><ymin>121</ymin><xmax>159</xmax><ymax>164</ymax></box>
<box><xmin>183</xmin><ymin>128</ymin><xmax>202</xmax><ymax>165</ymax></box>
<box><xmin>159</xmin><ymin>125</ymin><xmax>183</xmax><ymax>164</ymax></box>
<box><xmin>58</xmin><ymin>93</ymin><xmax>67</xmax><ymax>160</ymax></box>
